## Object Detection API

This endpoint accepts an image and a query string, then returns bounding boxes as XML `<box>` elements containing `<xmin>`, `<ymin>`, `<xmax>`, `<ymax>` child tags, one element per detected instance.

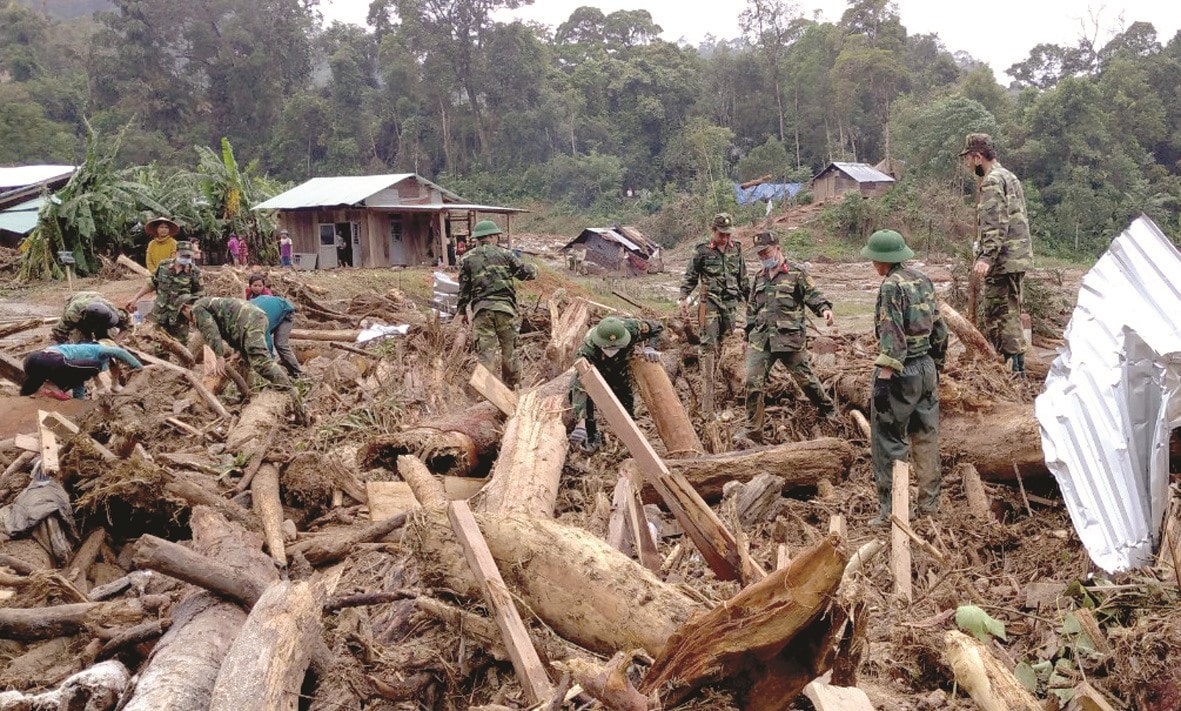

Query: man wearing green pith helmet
<box><xmin>862</xmin><ymin>229</ymin><xmax>948</xmax><ymax>526</ymax></box>
<box><xmin>456</xmin><ymin>219</ymin><xmax>537</xmax><ymax>387</ymax></box>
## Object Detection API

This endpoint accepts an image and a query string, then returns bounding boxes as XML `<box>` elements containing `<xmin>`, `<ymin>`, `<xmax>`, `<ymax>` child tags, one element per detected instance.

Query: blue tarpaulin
<box><xmin>734</xmin><ymin>182</ymin><xmax>803</xmax><ymax>205</ymax></box>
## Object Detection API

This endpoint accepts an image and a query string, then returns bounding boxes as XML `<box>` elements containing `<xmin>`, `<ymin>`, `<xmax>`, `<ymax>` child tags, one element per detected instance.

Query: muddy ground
<box><xmin>0</xmin><ymin>237</ymin><xmax>1177</xmax><ymax>711</ymax></box>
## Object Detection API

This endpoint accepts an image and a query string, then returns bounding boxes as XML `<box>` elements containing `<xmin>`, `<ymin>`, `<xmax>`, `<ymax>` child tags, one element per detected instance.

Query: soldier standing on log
<box><xmin>457</xmin><ymin>219</ymin><xmax>537</xmax><ymax>388</ymax></box>
<box><xmin>736</xmin><ymin>231</ymin><xmax>839</xmax><ymax>446</ymax></box>
<box><xmin>959</xmin><ymin>132</ymin><xmax>1033</xmax><ymax>376</ymax></box>
<box><xmin>862</xmin><ymin>230</ymin><xmax>948</xmax><ymax>526</ymax></box>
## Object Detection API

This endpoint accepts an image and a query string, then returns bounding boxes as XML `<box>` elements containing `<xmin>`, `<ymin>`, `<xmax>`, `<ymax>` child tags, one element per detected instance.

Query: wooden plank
<box><xmin>776</xmin><ymin>543</ymin><xmax>791</xmax><ymax>570</ymax></box>
<box><xmin>891</xmin><ymin>461</ymin><xmax>912</xmax><ymax>602</ymax></box>
<box><xmin>468</xmin><ymin>363</ymin><xmax>518</xmax><ymax>416</ymax></box>
<box><xmin>573</xmin><ymin>358</ymin><xmax>763</xmax><ymax>584</ymax></box>
<box><xmin>606</xmin><ymin>471</ymin><xmax>633</xmax><ymax>553</ymax></box>
<box><xmin>13</xmin><ymin>433</ymin><xmax>39</xmax><ymax>453</ymax></box>
<box><xmin>0</xmin><ymin>352</ymin><xmax>27</xmax><ymax>387</ymax></box>
<box><xmin>447</xmin><ymin>500</ymin><xmax>553</xmax><ymax>704</ymax></box>
<box><xmin>802</xmin><ymin>680</ymin><xmax>877</xmax><ymax>710</ymax></box>
<box><xmin>41</xmin><ymin>411</ymin><xmax>117</xmax><ymax>462</ymax></box>
<box><xmin>117</xmin><ymin>253</ymin><xmax>152</xmax><ymax>277</ymax></box>
<box><xmin>623</xmin><ymin>467</ymin><xmax>661</xmax><ymax>572</ymax></box>
<box><xmin>37</xmin><ymin>410</ymin><xmax>60</xmax><ymax>477</ymax></box>
<box><xmin>889</xmin><ymin>515</ymin><xmax>946</xmax><ymax>565</ymax></box>
<box><xmin>366</xmin><ymin>478</ymin><xmax>486</xmax><ymax>521</ymax></box>
<box><xmin>828</xmin><ymin>515</ymin><xmax>846</xmax><ymax>541</ymax></box>
<box><xmin>1070</xmin><ymin>680</ymin><xmax>1119</xmax><ymax>711</ymax></box>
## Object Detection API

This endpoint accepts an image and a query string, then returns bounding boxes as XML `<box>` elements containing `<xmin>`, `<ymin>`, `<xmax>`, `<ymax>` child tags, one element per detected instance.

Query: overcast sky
<box><xmin>318</xmin><ymin>0</ymin><xmax>1181</xmax><ymax>81</ymax></box>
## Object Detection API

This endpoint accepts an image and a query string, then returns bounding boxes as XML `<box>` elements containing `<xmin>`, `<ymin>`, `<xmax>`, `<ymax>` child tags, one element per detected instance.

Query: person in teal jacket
<box><xmin>248</xmin><ymin>294</ymin><xmax>302</xmax><ymax>377</ymax></box>
<box><xmin>21</xmin><ymin>342</ymin><xmax>143</xmax><ymax>400</ymax></box>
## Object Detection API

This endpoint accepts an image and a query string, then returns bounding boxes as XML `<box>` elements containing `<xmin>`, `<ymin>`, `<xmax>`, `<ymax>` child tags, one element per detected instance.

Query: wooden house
<box><xmin>562</xmin><ymin>226</ymin><xmax>664</xmax><ymax>276</ymax></box>
<box><xmin>254</xmin><ymin>174</ymin><xmax>524</xmax><ymax>269</ymax></box>
<box><xmin>809</xmin><ymin>162</ymin><xmax>895</xmax><ymax>203</ymax></box>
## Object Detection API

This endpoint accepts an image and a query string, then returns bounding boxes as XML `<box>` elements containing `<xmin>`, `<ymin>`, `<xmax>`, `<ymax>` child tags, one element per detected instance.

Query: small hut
<box><xmin>562</xmin><ymin>226</ymin><xmax>663</xmax><ymax>276</ymax></box>
<box><xmin>809</xmin><ymin>162</ymin><xmax>895</xmax><ymax>203</ymax></box>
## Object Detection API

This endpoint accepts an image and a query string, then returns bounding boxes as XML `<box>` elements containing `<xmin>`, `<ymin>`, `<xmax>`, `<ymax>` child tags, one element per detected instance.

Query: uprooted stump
<box><xmin>0</xmin><ymin>660</ymin><xmax>130</xmax><ymax>709</ymax></box>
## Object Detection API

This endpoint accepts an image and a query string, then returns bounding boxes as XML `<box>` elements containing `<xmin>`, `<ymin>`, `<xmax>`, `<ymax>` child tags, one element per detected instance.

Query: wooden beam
<box><xmin>447</xmin><ymin>500</ymin><xmax>553</xmax><ymax>704</ymax></box>
<box><xmin>0</xmin><ymin>352</ymin><xmax>27</xmax><ymax>386</ymax></box>
<box><xmin>889</xmin><ymin>514</ymin><xmax>946</xmax><ymax>565</ymax></box>
<box><xmin>828</xmin><ymin>515</ymin><xmax>846</xmax><ymax>541</ymax></box>
<box><xmin>606</xmin><ymin>470</ymin><xmax>633</xmax><ymax>553</ymax></box>
<box><xmin>891</xmin><ymin>461</ymin><xmax>912</xmax><ymax>603</ymax></box>
<box><xmin>468</xmin><ymin>363</ymin><xmax>517</xmax><ymax>416</ymax></box>
<box><xmin>366</xmin><ymin>478</ymin><xmax>486</xmax><ymax>521</ymax></box>
<box><xmin>117</xmin><ymin>254</ymin><xmax>152</xmax><ymax>277</ymax></box>
<box><xmin>802</xmin><ymin>681</ymin><xmax>877</xmax><ymax>711</ymax></box>
<box><xmin>41</xmin><ymin>411</ymin><xmax>117</xmax><ymax>462</ymax></box>
<box><xmin>573</xmin><ymin>358</ymin><xmax>763</xmax><ymax>584</ymax></box>
<box><xmin>13</xmin><ymin>433</ymin><xmax>39</xmax><ymax>453</ymax></box>
<box><xmin>37</xmin><ymin>410</ymin><xmax>60</xmax><ymax>477</ymax></box>
<box><xmin>623</xmin><ymin>465</ymin><xmax>661</xmax><ymax>572</ymax></box>
<box><xmin>776</xmin><ymin>543</ymin><xmax>791</xmax><ymax>571</ymax></box>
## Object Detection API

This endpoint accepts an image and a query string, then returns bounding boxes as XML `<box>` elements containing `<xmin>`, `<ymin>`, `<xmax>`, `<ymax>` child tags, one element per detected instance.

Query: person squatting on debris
<box><xmin>21</xmin><ymin>340</ymin><xmax>143</xmax><ymax>401</ymax></box>
<box><xmin>959</xmin><ymin>132</ymin><xmax>1033</xmax><ymax>375</ymax></box>
<box><xmin>456</xmin><ymin>219</ymin><xmax>537</xmax><ymax>388</ymax></box>
<box><xmin>245</xmin><ymin>273</ymin><xmax>274</xmax><ymax>300</ymax></box>
<box><xmin>51</xmin><ymin>291</ymin><xmax>131</xmax><ymax>344</ymax></box>
<box><xmin>125</xmin><ymin>240</ymin><xmax>203</xmax><ymax>342</ymax></box>
<box><xmin>863</xmin><ymin>229</ymin><xmax>948</xmax><ymax>526</ymax></box>
<box><xmin>249</xmin><ymin>294</ymin><xmax>302</xmax><ymax>378</ymax></box>
<box><xmin>737</xmin><ymin>231</ymin><xmax>839</xmax><ymax>445</ymax></box>
<box><xmin>678</xmin><ymin>212</ymin><xmax>750</xmax><ymax>356</ymax></box>
<box><xmin>144</xmin><ymin>216</ymin><xmax>180</xmax><ymax>274</ymax></box>
<box><xmin>568</xmin><ymin>316</ymin><xmax>664</xmax><ymax>453</ymax></box>
<box><xmin>182</xmin><ymin>296</ymin><xmax>293</xmax><ymax>392</ymax></box>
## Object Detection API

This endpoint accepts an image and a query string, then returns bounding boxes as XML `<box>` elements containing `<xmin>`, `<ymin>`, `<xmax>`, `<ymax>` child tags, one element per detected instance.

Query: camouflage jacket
<box><xmin>746</xmin><ymin>261</ymin><xmax>831</xmax><ymax>353</ymax></box>
<box><xmin>457</xmin><ymin>242</ymin><xmax>537</xmax><ymax>316</ymax></box>
<box><xmin>570</xmin><ymin>318</ymin><xmax>664</xmax><ymax>420</ymax></box>
<box><xmin>150</xmin><ymin>260</ymin><xmax>203</xmax><ymax>324</ymax></box>
<box><xmin>680</xmin><ymin>238</ymin><xmax>749</xmax><ymax>306</ymax></box>
<box><xmin>52</xmin><ymin>291</ymin><xmax>120</xmax><ymax>343</ymax></box>
<box><xmin>191</xmin><ymin>297</ymin><xmax>267</xmax><ymax>358</ymax></box>
<box><xmin>976</xmin><ymin>162</ymin><xmax>1033</xmax><ymax>274</ymax></box>
<box><xmin>873</xmin><ymin>264</ymin><xmax>948</xmax><ymax>372</ymax></box>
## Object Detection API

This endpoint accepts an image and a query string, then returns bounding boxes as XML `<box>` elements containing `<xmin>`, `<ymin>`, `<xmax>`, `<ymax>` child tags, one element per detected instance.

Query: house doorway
<box><xmin>319</xmin><ymin>222</ymin><xmax>359</xmax><ymax>269</ymax></box>
<box><xmin>389</xmin><ymin>216</ymin><xmax>406</xmax><ymax>266</ymax></box>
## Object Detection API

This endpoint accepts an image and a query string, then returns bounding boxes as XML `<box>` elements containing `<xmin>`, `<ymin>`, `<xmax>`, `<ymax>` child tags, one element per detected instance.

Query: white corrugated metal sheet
<box><xmin>255</xmin><ymin>173</ymin><xmax>465</xmax><ymax>210</ymax></box>
<box><xmin>0</xmin><ymin>165</ymin><xmax>74</xmax><ymax>190</ymax></box>
<box><xmin>830</xmin><ymin>162</ymin><xmax>895</xmax><ymax>183</ymax></box>
<box><xmin>1036</xmin><ymin>215</ymin><xmax>1181</xmax><ymax>573</ymax></box>
<box><xmin>0</xmin><ymin>196</ymin><xmax>46</xmax><ymax>234</ymax></box>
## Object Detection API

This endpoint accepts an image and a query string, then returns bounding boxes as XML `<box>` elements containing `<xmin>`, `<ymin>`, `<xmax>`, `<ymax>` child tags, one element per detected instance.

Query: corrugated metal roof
<box><xmin>380</xmin><ymin>203</ymin><xmax>526</xmax><ymax>213</ymax></box>
<box><xmin>831</xmin><ymin>162</ymin><xmax>895</xmax><ymax>183</ymax></box>
<box><xmin>254</xmin><ymin>173</ymin><xmax>463</xmax><ymax>210</ymax></box>
<box><xmin>0</xmin><ymin>165</ymin><xmax>74</xmax><ymax>189</ymax></box>
<box><xmin>1035</xmin><ymin>215</ymin><xmax>1181</xmax><ymax>573</ymax></box>
<box><xmin>0</xmin><ymin>196</ymin><xmax>45</xmax><ymax>235</ymax></box>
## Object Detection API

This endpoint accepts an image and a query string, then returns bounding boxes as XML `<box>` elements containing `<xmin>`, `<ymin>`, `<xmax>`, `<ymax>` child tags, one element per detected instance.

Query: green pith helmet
<box><xmin>860</xmin><ymin>229</ymin><xmax>914</xmax><ymax>263</ymax></box>
<box><xmin>590</xmin><ymin>317</ymin><xmax>631</xmax><ymax>349</ymax></box>
<box><xmin>472</xmin><ymin>220</ymin><xmax>502</xmax><ymax>240</ymax></box>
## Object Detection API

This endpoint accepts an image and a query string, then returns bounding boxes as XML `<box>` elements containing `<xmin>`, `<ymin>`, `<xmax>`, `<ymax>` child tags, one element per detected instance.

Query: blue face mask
<box><xmin>761</xmin><ymin>257</ymin><xmax>779</xmax><ymax>270</ymax></box>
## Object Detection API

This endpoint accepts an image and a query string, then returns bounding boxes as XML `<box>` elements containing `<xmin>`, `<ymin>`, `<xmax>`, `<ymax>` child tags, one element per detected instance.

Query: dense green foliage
<box><xmin>4</xmin><ymin>0</ymin><xmax>1181</xmax><ymax>257</ymax></box>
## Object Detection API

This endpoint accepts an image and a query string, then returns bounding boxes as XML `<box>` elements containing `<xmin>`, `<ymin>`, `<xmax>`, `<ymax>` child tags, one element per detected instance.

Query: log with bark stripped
<box><xmin>473</xmin><ymin>390</ymin><xmax>567</xmax><ymax>517</ymax></box>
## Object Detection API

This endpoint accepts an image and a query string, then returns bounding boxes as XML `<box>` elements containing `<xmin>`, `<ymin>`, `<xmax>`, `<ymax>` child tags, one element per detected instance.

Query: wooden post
<box><xmin>631</xmin><ymin>357</ymin><xmax>703</xmax><ymax>457</ymax></box>
<box><xmin>468</xmin><ymin>363</ymin><xmax>518</xmax><ymax>416</ymax></box>
<box><xmin>37</xmin><ymin>410</ymin><xmax>60</xmax><ymax>477</ymax></box>
<box><xmin>573</xmin><ymin>358</ymin><xmax>763</xmax><ymax>583</ymax></box>
<box><xmin>447</xmin><ymin>500</ymin><xmax>553</xmax><ymax>704</ymax></box>
<box><xmin>65</xmin><ymin>264</ymin><xmax>74</xmax><ymax>291</ymax></box>
<box><xmin>623</xmin><ymin>465</ymin><xmax>661</xmax><ymax>572</ymax></box>
<box><xmin>891</xmin><ymin>461</ymin><xmax>912</xmax><ymax>602</ymax></box>
<box><xmin>41</xmin><ymin>411</ymin><xmax>117</xmax><ymax>462</ymax></box>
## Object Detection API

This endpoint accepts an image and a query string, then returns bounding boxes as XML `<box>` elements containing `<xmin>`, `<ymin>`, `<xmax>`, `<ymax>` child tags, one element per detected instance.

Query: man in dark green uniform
<box><xmin>568</xmin><ymin>316</ymin><xmax>663</xmax><ymax>453</ymax></box>
<box><xmin>52</xmin><ymin>292</ymin><xmax>130</xmax><ymax>343</ymax></box>
<box><xmin>126</xmin><ymin>240</ymin><xmax>203</xmax><ymax>342</ymax></box>
<box><xmin>862</xmin><ymin>230</ymin><xmax>948</xmax><ymax>526</ymax></box>
<box><xmin>959</xmin><ymin>133</ymin><xmax>1033</xmax><ymax>374</ymax></box>
<box><xmin>457</xmin><ymin>219</ymin><xmax>537</xmax><ymax>387</ymax></box>
<box><xmin>181</xmin><ymin>296</ymin><xmax>292</xmax><ymax>392</ymax></box>
<box><xmin>737</xmin><ymin>232</ymin><xmax>838</xmax><ymax>445</ymax></box>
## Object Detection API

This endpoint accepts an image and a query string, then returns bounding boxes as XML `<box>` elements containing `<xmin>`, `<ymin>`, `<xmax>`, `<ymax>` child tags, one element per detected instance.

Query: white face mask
<box><xmin>601</xmin><ymin>347</ymin><xmax>622</xmax><ymax>358</ymax></box>
<box><xmin>761</xmin><ymin>257</ymin><xmax>779</xmax><ymax>270</ymax></box>
<box><xmin>177</xmin><ymin>255</ymin><xmax>192</xmax><ymax>266</ymax></box>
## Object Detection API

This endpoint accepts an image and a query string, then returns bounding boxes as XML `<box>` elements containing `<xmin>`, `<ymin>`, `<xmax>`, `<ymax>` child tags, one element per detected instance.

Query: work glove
<box><xmin>568</xmin><ymin>425</ymin><xmax>588</xmax><ymax>447</ymax></box>
<box><xmin>641</xmin><ymin>346</ymin><xmax>661</xmax><ymax>362</ymax></box>
<box><xmin>872</xmin><ymin>377</ymin><xmax>891</xmax><ymax>414</ymax></box>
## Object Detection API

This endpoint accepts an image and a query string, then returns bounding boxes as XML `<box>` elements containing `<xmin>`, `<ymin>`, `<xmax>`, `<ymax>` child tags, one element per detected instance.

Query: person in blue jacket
<box><xmin>20</xmin><ymin>341</ymin><xmax>144</xmax><ymax>400</ymax></box>
<box><xmin>247</xmin><ymin>294</ymin><xmax>302</xmax><ymax>377</ymax></box>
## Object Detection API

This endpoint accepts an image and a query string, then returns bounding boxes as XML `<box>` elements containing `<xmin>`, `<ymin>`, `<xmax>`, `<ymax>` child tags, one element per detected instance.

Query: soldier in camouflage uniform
<box><xmin>181</xmin><ymin>296</ymin><xmax>293</xmax><ymax>392</ymax></box>
<box><xmin>737</xmin><ymin>232</ymin><xmax>838</xmax><ymax>444</ymax></box>
<box><xmin>959</xmin><ymin>133</ymin><xmax>1033</xmax><ymax>374</ymax></box>
<box><xmin>52</xmin><ymin>292</ymin><xmax>130</xmax><ymax>343</ymax></box>
<box><xmin>678</xmin><ymin>212</ymin><xmax>750</xmax><ymax>353</ymax></box>
<box><xmin>457</xmin><ymin>219</ymin><xmax>537</xmax><ymax>387</ymax></box>
<box><xmin>567</xmin><ymin>316</ymin><xmax>664</xmax><ymax>452</ymax></box>
<box><xmin>862</xmin><ymin>230</ymin><xmax>948</xmax><ymax>525</ymax></box>
<box><xmin>126</xmin><ymin>240</ymin><xmax>203</xmax><ymax>342</ymax></box>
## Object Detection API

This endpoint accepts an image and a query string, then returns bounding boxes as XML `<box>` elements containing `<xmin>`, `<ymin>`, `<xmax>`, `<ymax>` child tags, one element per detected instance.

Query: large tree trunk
<box><xmin>632</xmin><ymin>358</ymin><xmax>703</xmax><ymax>457</ymax></box>
<box><xmin>360</xmin><ymin>371</ymin><xmax>572</xmax><ymax>476</ymax></box>
<box><xmin>654</xmin><ymin>438</ymin><xmax>857</xmax><ymax>503</ymax></box>
<box><xmin>209</xmin><ymin>581</ymin><xmax>327</xmax><ymax>711</ymax></box>
<box><xmin>545</xmin><ymin>295</ymin><xmax>590</xmax><ymax>376</ymax></box>
<box><xmin>409</xmin><ymin>511</ymin><xmax>700</xmax><ymax>657</ymax></box>
<box><xmin>940</xmin><ymin>403</ymin><xmax>1046</xmax><ymax>481</ymax></box>
<box><xmin>474</xmin><ymin>391</ymin><xmax>567</xmax><ymax>517</ymax></box>
<box><xmin>640</xmin><ymin>534</ymin><xmax>849</xmax><ymax>709</ymax></box>
<box><xmin>227</xmin><ymin>390</ymin><xmax>290</xmax><ymax>453</ymax></box>
<box><xmin>938</xmin><ymin>299</ymin><xmax>997</xmax><ymax>360</ymax></box>
<box><xmin>122</xmin><ymin>508</ymin><xmax>278</xmax><ymax>711</ymax></box>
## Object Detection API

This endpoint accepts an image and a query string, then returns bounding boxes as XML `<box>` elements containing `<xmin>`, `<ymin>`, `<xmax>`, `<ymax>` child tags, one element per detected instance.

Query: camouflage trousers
<box><xmin>870</xmin><ymin>356</ymin><xmax>940</xmax><ymax>517</ymax></box>
<box><xmin>570</xmin><ymin>373</ymin><xmax>632</xmax><ymax>444</ymax></box>
<box><xmin>472</xmin><ymin>309</ymin><xmax>521</xmax><ymax>387</ymax></box>
<box><xmin>152</xmin><ymin>311</ymin><xmax>190</xmax><ymax>343</ymax></box>
<box><xmin>983</xmin><ymin>272</ymin><xmax>1026</xmax><ymax>356</ymax></box>
<box><xmin>699</xmin><ymin>299</ymin><xmax>740</xmax><ymax>353</ymax></box>
<box><xmin>234</xmin><ymin>309</ymin><xmax>293</xmax><ymax>392</ymax></box>
<box><xmin>744</xmin><ymin>348</ymin><xmax>834</xmax><ymax>432</ymax></box>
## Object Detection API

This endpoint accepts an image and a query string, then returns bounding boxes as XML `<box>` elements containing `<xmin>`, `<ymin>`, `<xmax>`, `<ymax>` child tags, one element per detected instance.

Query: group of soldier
<box><xmin>458</xmin><ymin>132</ymin><xmax>1032</xmax><ymax>525</ymax></box>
